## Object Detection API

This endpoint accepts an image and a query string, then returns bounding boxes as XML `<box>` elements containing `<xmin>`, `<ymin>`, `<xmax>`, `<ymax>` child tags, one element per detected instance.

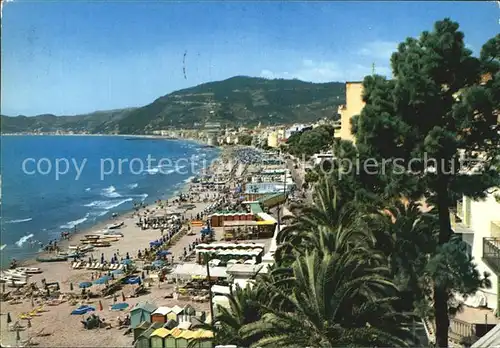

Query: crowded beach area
<box><xmin>0</xmin><ymin>147</ymin><xmax>300</xmax><ymax>348</ymax></box>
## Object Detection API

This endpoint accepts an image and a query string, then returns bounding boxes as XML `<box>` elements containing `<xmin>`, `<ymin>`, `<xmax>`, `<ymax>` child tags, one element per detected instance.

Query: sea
<box><xmin>0</xmin><ymin>135</ymin><xmax>219</xmax><ymax>265</ymax></box>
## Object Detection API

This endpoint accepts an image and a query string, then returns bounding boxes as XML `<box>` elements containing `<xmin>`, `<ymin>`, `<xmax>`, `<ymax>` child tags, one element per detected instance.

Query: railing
<box><xmin>449</xmin><ymin>318</ymin><xmax>477</xmax><ymax>344</ymax></box>
<box><xmin>483</xmin><ymin>237</ymin><xmax>500</xmax><ymax>275</ymax></box>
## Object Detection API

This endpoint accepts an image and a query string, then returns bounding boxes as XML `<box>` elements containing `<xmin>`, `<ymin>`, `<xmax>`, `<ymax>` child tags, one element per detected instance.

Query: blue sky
<box><xmin>2</xmin><ymin>1</ymin><xmax>499</xmax><ymax>116</ymax></box>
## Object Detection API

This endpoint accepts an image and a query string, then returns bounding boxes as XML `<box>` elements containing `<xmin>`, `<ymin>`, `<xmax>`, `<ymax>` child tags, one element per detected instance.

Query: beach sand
<box><xmin>0</xmin><ymin>149</ymin><xmax>246</xmax><ymax>347</ymax></box>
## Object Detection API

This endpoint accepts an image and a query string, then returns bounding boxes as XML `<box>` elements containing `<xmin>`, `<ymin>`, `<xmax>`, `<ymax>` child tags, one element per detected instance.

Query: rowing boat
<box><xmin>35</xmin><ymin>255</ymin><xmax>68</xmax><ymax>262</ymax></box>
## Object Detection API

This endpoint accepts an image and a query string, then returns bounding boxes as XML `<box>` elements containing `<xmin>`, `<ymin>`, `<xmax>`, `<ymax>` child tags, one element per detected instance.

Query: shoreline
<box><xmin>3</xmin><ymin>145</ymin><xmax>225</xmax><ymax>270</ymax></box>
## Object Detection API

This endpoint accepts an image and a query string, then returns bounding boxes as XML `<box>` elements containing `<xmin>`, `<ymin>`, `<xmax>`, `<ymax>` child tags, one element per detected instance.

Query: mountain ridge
<box><xmin>1</xmin><ymin>76</ymin><xmax>345</xmax><ymax>134</ymax></box>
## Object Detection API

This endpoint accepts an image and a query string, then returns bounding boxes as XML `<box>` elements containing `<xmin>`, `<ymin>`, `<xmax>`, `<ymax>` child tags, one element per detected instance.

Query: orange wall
<box><xmin>340</xmin><ymin>82</ymin><xmax>365</xmax><ymax>143</ymax></box>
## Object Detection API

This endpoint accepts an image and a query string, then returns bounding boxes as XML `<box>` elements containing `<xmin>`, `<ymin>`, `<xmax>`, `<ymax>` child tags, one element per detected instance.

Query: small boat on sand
<box><xmin>0</xmin><ymin>277</ymin><xmax>27</xmax><ymax>287</ymax></box>
<box><xmin>107</xmin><ymin>221</ymin><xmax>124</xmax><ymax>230</ymax></box>
<box><xmin>15</xmin><ymin>267</ymin><xmax>42</xmax><ymax>274</ymax></box>
<box><xmin>91</xmin><ymin>242</ymin><xmax>111</xmax><ymax>248</ymax></box>
<box><xmin>2</xmin><ymin>270</ymin><xmax>28</xmax><ymax>278</ymax></box>
<box><xmin>36</xmin><ymin>255</ymin><xmax>68</xmax><ymax>262</ymax></box>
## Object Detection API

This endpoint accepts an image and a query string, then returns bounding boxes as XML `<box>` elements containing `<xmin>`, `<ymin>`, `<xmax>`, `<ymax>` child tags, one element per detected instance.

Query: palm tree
<box><xmin>275</xmin><ymin>177</ymin><xmax>372</xmax><ymax>264</ymax></box>
<box><xmin>367</xmin><ymin>200</ymin><xmax>437</xmax><ymax>314</ymax></box>
<box><xmin>214</xmin><ymin>284</ymin><xmax>265</xmax><ymax>347</ymax></box>
<box><xmin>241</xmin><ymin>251</ymin><xmax>416</xmax><ymax>347</ymax></box>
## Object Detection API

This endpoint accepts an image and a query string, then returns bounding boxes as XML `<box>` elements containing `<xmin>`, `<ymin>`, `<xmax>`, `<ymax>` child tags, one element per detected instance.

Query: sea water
<box><xmin>0</xmin><ymin>135</ymin><xmax>219</xmax><ymax>264</ymax></box>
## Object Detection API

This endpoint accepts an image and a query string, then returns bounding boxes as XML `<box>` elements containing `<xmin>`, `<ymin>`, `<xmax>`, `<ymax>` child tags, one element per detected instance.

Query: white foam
<box><xmin>101</xmin><ymin>185</ymin><xmax>122</xmax><ymax>198</ymax></box>
<box><xmin>60</xmin><ymin>214</ymin><xmax>89</xmax><ymax>229</ymax></box>
<box><xmin>0</xmin><ymin>244</ymin><xmax>6</xmax><ymax>251</ymax></box>
<box><xmin>127</xmin><ymin>183</ymin><xmax>138</xmax><ymax>189</ymax></box>
<box><xmin>183</xmin><ymin>176</ymin><xmax>195</xmax><ymax>183</ymax></box>
<box><xmin>85</xmin><ymin>188</ymin><xmax>91</xmax><ymax>192</ymax></box>
<box><xmin>5</xmin><ymin>218</ymin><xmax>32</xmax><ymax>224</ymax></box>
<box><xmin>15</xmin><ymin>234</ymin><xmax>34</xmax><ymax>248</ymax></box>
<box><xmin>129</xmin><ymin>193</ymin><xmax>148</xmax><ymax>201</ymax></box>
<box><xmin>83</xmin><ymin>198</ymin><xmax>133</xmax><ymax>210</ymax></box>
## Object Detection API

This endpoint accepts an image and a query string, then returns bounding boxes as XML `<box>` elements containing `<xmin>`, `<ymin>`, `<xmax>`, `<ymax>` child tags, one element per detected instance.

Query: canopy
<box><xmin>112</xmin><ymin>269</ymin><xmax>124</xmax><ymax>275</ymax></box>
<box><xmin>110</xmin><ymin>302</ymin><xmax>129</xmax><ymax>311</ymax></box>
<box><xmin>93</xmin><ymin>275</ymin><xmax>111</xmax><ymax>285</ymax></box>
<box><xmin>121</xmin><ymin>259</ymin><xmax>133</xmax><ymax>265</ymax></box>
<box><xmin>71</xmin><ymin>305</ymin><xmax>95</xmax><ymax>315</ymax></box>
<box><xmin>123</xmin><ymin>276</ymin><xmax>141</xmax><ymax>285</ymax></box>
<box><xmin>79</xmin><ymin>281</ymin><xmax>93</xmax><ymax>289</ymax></box>
<box><xmin>156</xmin><ymin>250</ymin><xmax>171</xmax><ymax>256</ymax></box>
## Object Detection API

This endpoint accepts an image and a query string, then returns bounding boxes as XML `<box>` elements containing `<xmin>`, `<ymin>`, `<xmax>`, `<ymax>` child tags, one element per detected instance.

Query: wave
<box><xmin>83</xmin><ymin>198</ymin><xmax>133</xmax><ymax>210</ymax></box>
<box><xmin>85</xmin><ymin>188</ymin><xmax>91</xmax><ymax>192</ymax></box>
<box><xmin>15</xmin><ymin>234</ymin><xmax>34</xmax><ymax>248</ymax></box>
<box><xmin>60</xmin><ymin>213</ymin><xmax>89</xmax><ymax>229</ymax></box>
<box><xmin>129</xmin><ymin>193</ymin><xmax>148</xmax><ymax>201</ymax></box>
<box><xmin>184</xmin><ymin>176</ymin><xmax>195</xmax><ymax>183</ymax></box>
<box><xmin>102</xmin><ymin>185</ymin><xmax>122</xmax><ymax>198</ymax></box>
<box><xmin>127</xmin><ymin>183</ymin><xmax>138</xmax><ymax>189</ymax></box>
<box><xmin>6</xmin><ymin>218</ymin><xmax>33</xmax><ymax>224</ymax></box>
<box><xmin>1</xmin><ymin>244</ymin><xmax>6</xmax><ymax>251</ymax></box>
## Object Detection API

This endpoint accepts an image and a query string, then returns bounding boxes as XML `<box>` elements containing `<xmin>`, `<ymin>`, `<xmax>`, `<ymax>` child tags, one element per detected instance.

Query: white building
<box><xmin>452</xmin><ymin>189</ymin><xmax>500</xmax><ymax>312</ymax></box>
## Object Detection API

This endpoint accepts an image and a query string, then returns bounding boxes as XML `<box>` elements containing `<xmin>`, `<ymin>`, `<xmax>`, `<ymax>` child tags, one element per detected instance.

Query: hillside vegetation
<box><xmin>1</xmin><ymin>76</ymin><xmax>345</xmax><ymax>134</ymax></box>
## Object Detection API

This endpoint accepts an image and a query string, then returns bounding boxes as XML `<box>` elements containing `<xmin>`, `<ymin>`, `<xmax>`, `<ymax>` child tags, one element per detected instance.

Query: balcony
<box><xmin>450</xmin><ymin>211</ymin><xmax>475</xmax><ymax>234</ymax></box>
<box><xmin>483</xmin><ymin>237</ymin><xmax>500</xmax><ymax>275</ymax></box>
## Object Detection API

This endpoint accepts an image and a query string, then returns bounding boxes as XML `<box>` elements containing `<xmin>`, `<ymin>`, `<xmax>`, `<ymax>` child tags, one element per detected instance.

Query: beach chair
<box><xmin>73</xmin><ymin>262</ymin><xmax>82</xmax><ymax>269</ymax></box>
<box><xmin>118</xmin><ymin>264</ymin><xmax>124</xmax><ymax>271</ymax></box>
<box><xmin>109</xmin><ymin>264</ymin><xmax>117</xmax><ymax>270</ymax></box>
<box><xmin>71</xmin><ymin>262</ymin><xmax>78</xmax><ymax>269</ymax></box>
<box><xmin>84</xmin><ymin>263</ymin><xmax>92</xmax><ymax>269</ymax></box>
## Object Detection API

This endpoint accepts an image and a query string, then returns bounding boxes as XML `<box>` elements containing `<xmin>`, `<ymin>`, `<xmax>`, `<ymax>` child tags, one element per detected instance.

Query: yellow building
<box><xmin>339</xmin><ymin>82</ymin><xmax>365</xmax><ymax>143</ymax></box>
<box><xmin>267</xmin><ymin>131</ymin><xmax>278</xmax><ymax>148</ymax></box>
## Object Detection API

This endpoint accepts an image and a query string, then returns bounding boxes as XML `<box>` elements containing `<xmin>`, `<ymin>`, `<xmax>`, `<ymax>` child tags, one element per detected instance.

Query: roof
<box><xmin>211</xmin><ymin>285</ymin><xmax>231</xmax><ymax>295</ymax></box>
<box><xmin>249</xmin><ymin>202</ymin><xmax>263</xmax><ymax>214</ymax></box>
<box><xmin>131</xmin><ymin>302</ymin><xmax>157</xmax><ymax>313</ymax></box>
<box><xmin>151</xmin><ymin>328</ymin><xmax>171</xmax><ymax>338</ymax></box>
<box><xmin>152</xmin><ymin>306</ymin><xmax>171</xmax><ymax>316</ymax></box>
<box><xmin>226</xmin><ymin>264</ymin><xmax>263</xmax><ymax>276</ymax></box>
<box><xmin>471</xmin><ymin>323</ymin><xmax>500</xmax><ymax>347</ymax></box>
<box><xmin>135</xmin><ymin>321</ymin><xmax>152</xmax><ymax>330</ymax></box>
<box><xmin>171</xmin><ymin>305</ymin><xmax>184</xmax><ymax>314</ymax></box>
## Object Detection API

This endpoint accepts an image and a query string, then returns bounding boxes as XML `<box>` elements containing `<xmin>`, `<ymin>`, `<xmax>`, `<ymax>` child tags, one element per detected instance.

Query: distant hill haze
<box><xmin>1</xmin><ymin>76</ymin><xmax>345</xmax><ymax>134</ymax></box>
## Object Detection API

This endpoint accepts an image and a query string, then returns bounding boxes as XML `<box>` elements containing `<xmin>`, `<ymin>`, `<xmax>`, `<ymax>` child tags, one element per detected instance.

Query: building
<box><xmin>451</xmin><ymin>190</ymin><xmax>500</xmax><ymax>311</ymax></box>
<box><xmin>338</xmin><ymin>82</ymin><xmax>365</xmax><ymax>143</ymax></box>
<box><xmin>267</xmin><ymin>131</ymin><xmax>278</xmax><ymax>148</ymax></box>
<box><xmin>204</xmin><ymin>122</ymin><xmax>221</xmax><ymax>146</ymax></box>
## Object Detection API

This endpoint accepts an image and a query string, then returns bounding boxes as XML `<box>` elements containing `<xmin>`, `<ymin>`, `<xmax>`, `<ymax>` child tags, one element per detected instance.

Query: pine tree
<box><xmin>353</xmin><ymin>19</ymin><xmax>499</xmax><ymax>347</ymax></box>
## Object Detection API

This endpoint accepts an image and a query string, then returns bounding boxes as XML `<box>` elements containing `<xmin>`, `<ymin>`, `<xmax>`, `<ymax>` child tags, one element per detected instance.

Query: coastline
<box><xmin>3</xmin><ymin>141</ymin><xmax>224</xmax><ymax>269</ymax></box>
<box><xmin>0</xmin><ymin>148</ymin><xmax>242</xmax><ymax>347</ymax></box>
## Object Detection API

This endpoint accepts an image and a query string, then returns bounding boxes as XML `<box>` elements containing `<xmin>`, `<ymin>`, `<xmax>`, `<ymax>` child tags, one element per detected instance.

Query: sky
<box><xmin>2</xmin><ymin>1</ymin><xmax>499</xmax><ymax>116</ymax></box>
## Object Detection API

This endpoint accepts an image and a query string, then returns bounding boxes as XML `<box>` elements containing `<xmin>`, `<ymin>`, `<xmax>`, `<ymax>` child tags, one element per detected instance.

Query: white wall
<box><xmin>470</xmin><ymin>191</ymin><xmax>500</xmax><ymax>309</ymax></box>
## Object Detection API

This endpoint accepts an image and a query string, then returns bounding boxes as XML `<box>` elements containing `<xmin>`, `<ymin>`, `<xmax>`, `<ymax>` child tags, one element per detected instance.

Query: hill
<box><xmin>1</xmin><ymin>76</ymin><xmax>345</xmax><ymax>134</ymax></box>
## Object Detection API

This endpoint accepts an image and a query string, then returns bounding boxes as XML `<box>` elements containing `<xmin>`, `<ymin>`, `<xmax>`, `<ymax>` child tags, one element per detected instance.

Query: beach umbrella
<box><xmin>99</xmin><ymin>300</ymin><xmax>103</xmax><ymax>311</ymax></box>
<box><xmin>71</xmin><ymin>305</ymin><xmax>95</xmax><ymax>315</ymax></box>
<box><xmin>79</xmin><ymin>281</ymin><xmax>92</xmax><ymax>289</ymax></box>
<box><xmin>70</xmin><ymin>282</ymin><xmax>74</xmax><ymax>291</ymax></box>
<box><xmin>121</xmin><ymin>292</ymin><xmax>126</xmax><ymax>302</ymax></box>
<box><xmin>7</xmin><ymin>312</ymin><xmax>12</xmax><ymax>324</ymax></box>
<box><xmin>93</xmin><ymin>275</ymin><xmax>111</xmax><ymax>285</ymax></box>
<box><xmin>112</xmin><ymin>269</ymin><xmax>124</xmax><ymax>275</ymax></box>
<box><xmin>110</xmin><ymin>302</ymin><xmax>129</xmax><ymax>311</ymax></box>
<box><xmin>121</xmin><ymin>259</ymin><xmax>133</xmax><ymax>265</ymax></box>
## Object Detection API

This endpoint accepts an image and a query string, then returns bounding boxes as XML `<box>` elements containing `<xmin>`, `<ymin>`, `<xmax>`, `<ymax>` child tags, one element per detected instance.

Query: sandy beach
<box><xmin>0</xmin><ymin>147</ymin><xmax>246</xmax><ymax>347</ymax></box>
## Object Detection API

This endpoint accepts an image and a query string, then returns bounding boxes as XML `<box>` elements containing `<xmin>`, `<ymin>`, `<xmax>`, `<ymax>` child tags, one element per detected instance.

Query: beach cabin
<box><xmin>167</xmin><ymin>305</ymin><xmax>184</xmax><ymax>322</ymax></box>
<box><xmin>193</xmin><ymin>330</ymin><xmax>214</xmax><ymax>348</ymax></box>
<box><xmin>150</xmin><ymin>327</ymin><xmax>170</xmax><ymax>348</ymax></box>
<box><xmin>151</xmin><ymin>307</ymin><xmax>170</xmax><ymax>324</ymax></box>
<box><xmin>166</xmin><ymin>327</ymin><xmax>183</xmax><ymax>348</ymax></box>
<box><xmin>134</xmin><ymin>323</ymin><xmax>162</xmax><ymax>348</ymax></box>
<box><xmin>176</xmin><ymin>330</ymin><xmax>195</xmax><ymax>348</ymax></box>
<box><xmin>131</xmin><ymin>302</ymin><xmax>158</xmax><ymax>329</ymax></box>
<box><xmin>133</xmin><ymin>321</ymin><xmax>152</xmax><ymax>341</ymax></box>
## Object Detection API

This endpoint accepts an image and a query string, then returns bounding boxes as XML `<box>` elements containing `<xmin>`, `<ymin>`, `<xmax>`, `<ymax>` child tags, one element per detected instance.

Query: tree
<box><xmin>241</xmin><ymin>251</ymin><xmax>415</xmax><ymax>348</ymax></box>
<box><xmin>238</xmin><ymin>134</ymin><xmax>253</xmax><ymax>146</ymax></box>
<box><xmin>353</xmin><ymin>19</ymin><xmax>499</xmax><ymax>346</ymax></box>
